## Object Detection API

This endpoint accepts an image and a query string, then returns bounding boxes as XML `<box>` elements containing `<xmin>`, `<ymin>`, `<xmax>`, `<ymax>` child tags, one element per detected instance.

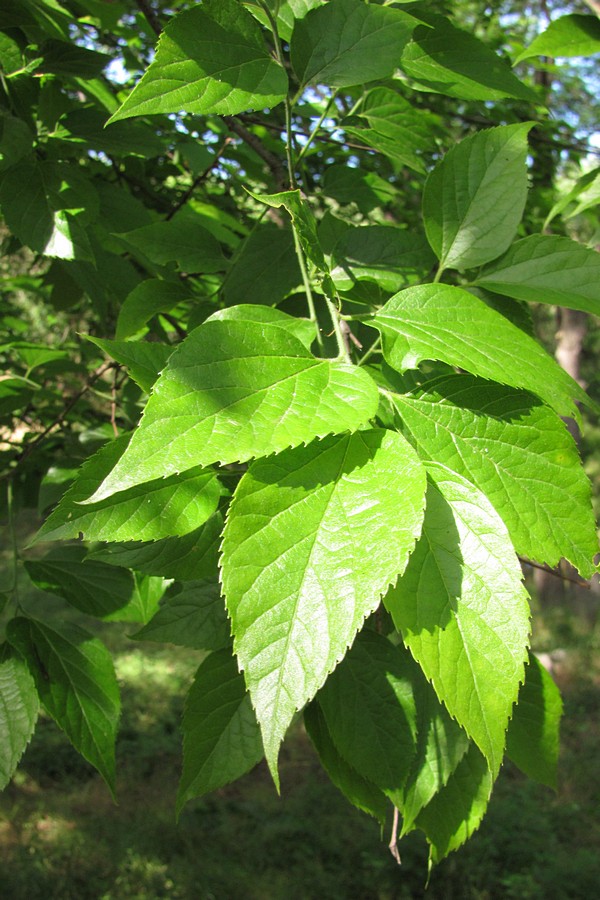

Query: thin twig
<box><xmin>519</xmin><ymin>557</ymin><xmax>591</xmax><ymax>590</ymax></box>
<box><xmin>166</xmin><ymin>136</ymin><xmax>233</xmax><ymax>221</ymax></box>
<box><xmin>223</xmin><ymin>117</ymin><xmax>287</xmax><ymax>189</ymax></box>
<box><xmin>0</xmin><ymin>361</ymin><xmax>117</xmax><ymax>483</ymax></box>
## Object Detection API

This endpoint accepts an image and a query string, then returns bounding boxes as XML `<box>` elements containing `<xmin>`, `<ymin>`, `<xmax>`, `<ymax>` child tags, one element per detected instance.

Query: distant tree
<box><xmin>1</xmin><ymin>0</ymin><xmax>599</xmax><ymax>869</ymax></box>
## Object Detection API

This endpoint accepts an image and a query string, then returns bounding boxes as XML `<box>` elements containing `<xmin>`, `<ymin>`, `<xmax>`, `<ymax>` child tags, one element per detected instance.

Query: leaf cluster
<box><xmin>0</xmin><ymin>0</ymin><xmax>598</xmax><ymax>870</ymax></box>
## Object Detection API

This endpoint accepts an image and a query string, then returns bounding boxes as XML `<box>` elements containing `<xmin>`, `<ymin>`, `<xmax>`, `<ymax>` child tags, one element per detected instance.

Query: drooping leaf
<box><xmin>222</xmin><ymin>429</ymin><xmax>427</xmax><ymax>778</ymax></box>
<box><xmin>515</xmin><ymin>14</ymin><xmax>600</xmax><ymax>63</ymax></box>
<box><xmin>415</xmin><ymin>744</ymin><xmax>494</xmax><ymax>864</ymax></box>
<box><xmin>385</xmin><ymin>465</ymin><xmax>530</xmax><ymax>775</ymax></box>
<box><xmin>343</xmin><ymin>87</ymin><xmax>436</xmax><ymax>174</ymax></box>
<box><xmin>304</xmin><ymin>702</ymin><xmax>389</xmax><ymax>825</ymax></box>
<box><xmin>290</xmin><ymin>0</ymin><xmax>415</xmax><ymax>88</ymax></box>
<box><xmin>475</xmin><ymin>235</ymin><xmax>600</xmax><ymax>315</ymax></box>
<box><xmin>247</xmin><ymin>189</ymin><xmax>334</xmax><ymax>294</ymax></box>
<box><xmin>401</xmin><ymin>15</ymin><xmax>536</xmax><ymax>101</ymax></box>
<box><xmin>316</xmin><ymin>630</ymin><xmax>418</xmax><ymax>806</ymax></box>
<box><xmin>36</xmin><ymin>433</ymin><xmax>223</xmax><ymax>543</ymax></box>
<box><xmin>177</xmin><ymin>650</ymin><xmax>264</xmax><ymax>813</ymax></box>
<box><xmin>117</xmin><ymin>213</ymin><xmax>226</xmax><ymax>274</ymax></box>
<box><xmin>25</xmin><ymin>545</ymin><xmax>165</xmax><ymax>623</ymax></box>
<box><xmin>116</xmin><ymin>280</ymin><xmax>193</xmax><ymax>340</ymax></box>
<box><xmin>506</xmin><ymin>652</ymin><xmax>562</xmax><ymax>789</ymax></box>
<box><xmin>86</xmin><ymin>318</ymin><xmax>379</xmax><ymax>502</ymax></box>
<box><xmin>108</xmin><ymin>0</ymin><xmax>288</xmax><ymax>123</ymax></box>
<box><xmin>6</xmin><ymin>616</ymin><xmax>120</xmax><ymax>795</ymax></box>
<box><xmin>423</xmin><ymin>124</ymin><xmax>531</xmax><ymax>271</ymax></box>
<box><xmin>391</xmin><ymin>374</ymin><xmax>598</xmax><ymax>578</ymax></box>
<box><xmin>89</xmin><ymin>511</ymin><xmax>223</xmax><ymax>583</ymax></box>
<box><xmin>132</xmin><ymin>579</ymin><xmax>231</xmax><ymax>652</ymax></box>
<box><xmin>222</xmin><ymin>225</ymin><xmax>301</xmax><ymax>308</ymax></box>
<box><xmin>370</xmin><ymin>284</ymin><xmax>588</xmax><ymax>420</ymax></box>
<box><xmin>400</xmin><ymin>652</ymin><xmax>471</xmax><ymax>833</ymax></box>
<box><xmin>0</xmin><ymin>642</ymin><xmax>40</xmax><ymax>790</ymax></box>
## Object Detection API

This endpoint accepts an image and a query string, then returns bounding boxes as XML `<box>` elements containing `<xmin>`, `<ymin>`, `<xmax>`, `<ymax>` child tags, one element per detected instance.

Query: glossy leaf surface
<box><xmin>222</xmin><ymin>429</ymin><xmax>426</xmax><ymax>777</ymax></box>
<box><xmin>371</xmin><ymin>284</ymin><xmax>588</xmax><ymax>420</ymax></box>
<box><xmin>385</xmin><ymin>465</ymin><xmax>530</xmax><ymax>775</ymax></box>
<box><xmin>88</xmin><ymin>318</ymin><xmax>379</xmax><ymax>501</ymax></box>
<box><xmin>391</xmin><ymin>375</ymin><xmax>598</xmax><ymax>577</ymax></box>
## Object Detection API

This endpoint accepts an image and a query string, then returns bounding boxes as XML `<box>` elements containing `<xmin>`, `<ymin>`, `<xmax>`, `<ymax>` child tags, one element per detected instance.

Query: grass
<box><xmin>1</xmin><ymin>520</ymin><xmax>599</xmax><ymax>898</ymax></box>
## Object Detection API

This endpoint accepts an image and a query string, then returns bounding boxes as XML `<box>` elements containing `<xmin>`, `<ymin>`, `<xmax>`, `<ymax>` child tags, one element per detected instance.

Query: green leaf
<box><xmin>384</xmin><ymin>465</ymin><xmax>530</xmax><ymax>775</ymax></box>
<box><xmin>36</xmin><ymin>434</ymin><xmax>223</xmax><ymax>543</ymax></box>
<box><xmin>6</xmin><ymin>616</ymin><xmax>120</xmax><ymax>795</ymax></box>
<box><xmin>506</xmin><ymin>652</ymin><xmax>562</xmax><ymax>789</ymax></box>
<box><xmin>343</xmin><ymin>87</ymin><xmax>436</xmax><ymax>174</ymax></box>
<box><xmin>475</xmin><ymin>235</ymin><xmax>600</xmax><ymax>315</ymax></box>
<box><xmin>423</xmin><ymin>124</ymin><xmax>531</xmax><ymax>271</ymax></box>
<box><xmin>87</xmin><ymin>318</ymin><xmax>379</xmax><ymax>502</ymax></box>
<box><xmin>57</xmin><ymin>107</ymin><xmax>165</xmax><ymax>159</ymax></box>
<box><xmin>25</xmin><ymin>545</ymin><xmax>165</xmax><ymax>623</ymax></box>
<box><xmin>0</xmin><ymin>642</ymin><xmax>40</xmax><ymax>790</ymax></box>
<box><xmin>544</xmin><ymin>166</ymin><xmax>600</xmax><ymax>229</ymax></box>
<box><xmin>116</xmin><ymin>280</ymin><xmax>193</xmax><ymax>340</ymax></box>
<box><xmin>401</xmin><ymin>15</ymin><xmax>536</xmax><ymax>102</ymax></box>
<box><xmin>0</xmin><ymin>160</ymin><xmax>95</xmax><ymax>260</ymax></box>
<box><xmin>331</xmin><ymin>225</ymin><xmax>435</xmax><ymax>293</ymax></box>
<box><xmin>37</xmin><ymin>38</ymin><xmax>109</xmax><ymax>77</ymax></box>
<box><xmin>177</xmin><ymin>650</ymin><xmax>264</xmax><ymax>813</ymax></box>
<box><xmin>222</xmin><ymin>226</ymin><xmax>301</xmax><ymax>308</ymax></box>
<box><xmin>391</xmin><ymin>374</ymin><xmax>598</xmax><ymax>578</ymax></box>
<box><xmin>251</xmin><ymin>0</ymin><xmax>324</xmax><ymax>43</ymax></box>
<box><xmin>415</xmin><ymin>744</ymin><xmax>494</xmax><ymax>864</ymax></box>
<box><xmin>370</xmin><ymin>284</ymin><xmax>588</xmax><ymax>421</ymax></box>
<box><xmin>89</xmin><ymin>511</ymin><xmax>223</xmax><ymax>583</ymax></box>
<box><xmin>316</xmin><ymin>630</ymin><xmax>418</xmax><ymax>806</ymax></box>
<box><xmin>515</xmin><ymin>14</ymin><xmax>600</xmax><ymax>63</ymax></box>
<box><xmin>86</xmin><ymin>337</ymin><xmax>173</xmax><ymax>393</ymax></box>
<box><xmin>108</xmin><ymin>0</ymin><xmax>287</xmax><ymax>123</ymax></box>
<box><xmin>322</xmin><ymin>165</ymin><xmax>398</xmax><ymax>213</ymax></box>
<box><xmin>132</xmin><ymin>579</ymin><xmax>231</xmax><ymax>652</ymax></box>
<box><xmin>304</xmin><ymin>702</ymin><xmax>389</xmax><ymax>825</ymax></box>
<box><xmin>222</xmin><ymin>428</ymin><xmax>426</xmax><ymax>779</ymax></box>
<box><xmin>117</xmin><ymin>212</ymin><xmax>226</xmax><ymax>274</ymax></box>
<box><xmin>0</xmin><ymin>112</ymin><xmax>33</xmax><ymax>171</ymax></box>
<box><xmin>290</xmin><ymin>0</ymin><xmax>415</xmax><ymax>88</ymax></box>
<box><xmin>207</xmin><ymin>304</ymin><xmax>315</xmax><ymax>350</ymax></box>
<box><xmin>400</xmin><ymin>652</ymin><xmax>470</xmax><ymax>833</ymax></box>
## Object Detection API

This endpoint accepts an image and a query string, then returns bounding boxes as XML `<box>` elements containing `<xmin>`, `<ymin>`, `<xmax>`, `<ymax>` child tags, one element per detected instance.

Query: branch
<box><xmin>134</xmin><ymin>0</ymin><xmax>162</xmax><ymax>38</ymax></box>
<box><xmin>166</xmin><ymin>136</ymin><xmax>233</xmax><ymax>221</ymax></box>
<box><xmin>222</xmin><ymin>116</ymin><xmax>288</xmax><ymax>189</ymax></box>
<box><xmin>519</xmin><ymin>556</ymin><xmax>591</xmax><ymax>590</ymax></box>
